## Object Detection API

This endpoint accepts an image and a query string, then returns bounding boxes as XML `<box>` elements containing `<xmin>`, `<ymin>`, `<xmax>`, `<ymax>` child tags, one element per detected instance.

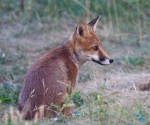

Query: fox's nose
<box><xmin>109</xmin><ymin>59</ymin><xmax>113</xmax><ymax>63</ymax></box>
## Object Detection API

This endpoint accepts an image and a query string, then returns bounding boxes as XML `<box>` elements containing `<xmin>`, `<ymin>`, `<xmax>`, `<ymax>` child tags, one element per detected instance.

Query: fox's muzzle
<box><xmin>92</xmin><ymin>58</ymin><xmax>113</xmax><ymax>65</ymax></box>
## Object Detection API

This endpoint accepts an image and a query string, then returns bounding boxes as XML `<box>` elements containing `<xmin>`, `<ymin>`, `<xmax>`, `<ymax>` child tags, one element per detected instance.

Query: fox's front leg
<box><xmin>58</xmin><ymin>92</ymin><xmax>74</xmax><ymax>118</ymax></box>
<box><xmin>61</xmin><ymin>100</ymin><xmax>74</xmax><ymax>118</ymax></box>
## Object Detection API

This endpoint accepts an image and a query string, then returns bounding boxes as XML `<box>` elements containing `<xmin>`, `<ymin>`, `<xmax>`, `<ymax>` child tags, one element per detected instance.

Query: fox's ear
<box><xmin>75</xmin><ymin>20</ymin><xmax>88</xmax><ymax>38</ymax></box>
<box><xmin>88</xmin><ymin>15</ymin><xmax>101</xmax><ymax>32</ymax></box>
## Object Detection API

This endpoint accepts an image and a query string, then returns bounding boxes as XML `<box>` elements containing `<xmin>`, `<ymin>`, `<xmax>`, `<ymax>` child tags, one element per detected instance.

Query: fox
<box><xmin>17</xmin><ymin>16</ymin><xmax>113</xmax><ymax>120</ymax></box>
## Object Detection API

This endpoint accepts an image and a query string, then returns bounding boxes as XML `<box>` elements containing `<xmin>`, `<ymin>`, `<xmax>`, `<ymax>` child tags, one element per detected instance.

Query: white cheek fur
<box><xmin>90</xmin><ymin>55</ymin><xmax>99</xmax><ymax>61</ymax></box>
<box><xmin>88</xmin><ymin>55</ymin><xmax>99</xmax><ymax>61</ymax></box>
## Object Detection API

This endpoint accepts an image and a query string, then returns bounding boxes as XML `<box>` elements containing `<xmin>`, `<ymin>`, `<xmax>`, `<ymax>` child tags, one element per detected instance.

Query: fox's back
<box><xmin>25</xmin><ymin>46</ymin><xmax>77</xmax><ymax>84</ymax></box>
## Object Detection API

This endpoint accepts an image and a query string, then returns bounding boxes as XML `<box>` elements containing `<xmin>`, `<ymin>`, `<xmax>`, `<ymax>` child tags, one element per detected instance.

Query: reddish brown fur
<box><xmin>18</xmin><ymin>16</ymin><xmax>113</xmax><ymax>120</ymax></box>
<box><xmin>18</xmin><ymin>45</ymin><xmax>78</xmax><ymax>119</ymax></box>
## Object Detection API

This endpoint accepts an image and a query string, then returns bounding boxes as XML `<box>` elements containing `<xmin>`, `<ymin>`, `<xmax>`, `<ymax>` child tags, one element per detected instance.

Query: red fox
<box><xmin>18</xmin><ymin>16</ymin><xmax>113</xmax><ymax>120</ymax></box>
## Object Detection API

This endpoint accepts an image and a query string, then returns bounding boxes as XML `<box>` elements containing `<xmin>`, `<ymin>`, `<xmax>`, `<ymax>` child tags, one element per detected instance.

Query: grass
<box><xmin>0</xmin><ymin>0</ymin><xmax>150</xmax><ymax>124</ymax></box>
<box><xmin>1</xmin><ymin>81</ymin><xmax>150</xmax><ymax>125</ymax></box>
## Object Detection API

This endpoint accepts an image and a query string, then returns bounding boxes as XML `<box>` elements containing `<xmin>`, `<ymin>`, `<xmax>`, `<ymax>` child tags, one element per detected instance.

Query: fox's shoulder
<box><xmin>27</xmin><ymin>46</ymin><xmax>75</xmax><ymax>73</ymax></box>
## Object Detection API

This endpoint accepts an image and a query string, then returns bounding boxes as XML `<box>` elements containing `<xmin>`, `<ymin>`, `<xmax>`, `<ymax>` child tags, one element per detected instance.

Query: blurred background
<box><xmin>0</xmin><ymin>0</ymin><xmax>150</xmax><ymax>33</ymax></box>
<box><xmin>0</xmin><ymin>0</ymin><xmax>150</xmax><ymax>124</ymax></box>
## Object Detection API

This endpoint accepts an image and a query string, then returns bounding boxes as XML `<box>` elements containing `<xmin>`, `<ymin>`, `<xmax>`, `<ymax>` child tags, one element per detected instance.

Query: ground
<box><xmin>0</xmin><ymin>20</ymin><xmax>150</xmax><ymax>125</ymax></box>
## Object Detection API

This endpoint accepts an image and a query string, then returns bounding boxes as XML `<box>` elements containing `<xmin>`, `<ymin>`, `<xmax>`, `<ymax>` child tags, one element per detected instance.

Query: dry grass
<box><xmin>0</xmin><ymin>14</ymin><xmax>150</xmax><ymax>124</ymax></box>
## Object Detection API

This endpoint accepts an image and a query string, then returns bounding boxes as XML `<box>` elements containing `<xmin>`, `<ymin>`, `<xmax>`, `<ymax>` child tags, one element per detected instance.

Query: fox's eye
<box><xmin>93</xmin><ymin>46</ymin><xmax>98</xmax><ymax>51</ymax></box>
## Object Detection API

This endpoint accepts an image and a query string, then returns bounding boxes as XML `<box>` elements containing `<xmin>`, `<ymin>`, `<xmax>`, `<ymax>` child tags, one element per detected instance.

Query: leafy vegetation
<box><xmin>0</xmin><ymin>83</ymin><xmax>21</xmax><ymax>104</ymax></box>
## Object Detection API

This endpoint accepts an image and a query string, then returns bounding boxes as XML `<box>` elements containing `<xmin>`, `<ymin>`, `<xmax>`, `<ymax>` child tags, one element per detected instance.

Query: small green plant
<box><xmin>134</xmin><ymin>105</ymin><xmax>146</xmax><ymax>123</ymax></box>
<box><xmin>123</xmin><ymin>56</ymin><xmax>143</xmax><ymax>69</ymax></box>
<box><xmin>0</xmin><ymin>83</ymin><xmax>21</xmax><ymax>104</ymax></box>
<box><xmin>71</xmin><ymin>91</ymin><xmax>84</xmax><ymax>107</ymax></box>
<box><xmin>96</xmin><ymin>79</ymin><xmax>109</xmax><ymax>121</ymax></box>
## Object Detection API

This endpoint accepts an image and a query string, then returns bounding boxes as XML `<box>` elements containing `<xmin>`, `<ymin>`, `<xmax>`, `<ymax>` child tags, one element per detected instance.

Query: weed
<box><xmin>71</xmin><ymin>91</ymin><xmax>84</xmax><ymax>107</ymax></box>
<box><xmin>0</xmin><ymin>83</ymin><xmax>21</xmax><ymax>104</ymax></box>
<box><xmin>123</xmin><ymin>56</ymin><xmax>143</xmax><ymax>69</ymax></box>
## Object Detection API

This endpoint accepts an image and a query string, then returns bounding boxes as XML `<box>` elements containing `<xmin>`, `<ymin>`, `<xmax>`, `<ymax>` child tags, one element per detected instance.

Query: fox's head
<box><xmin>72</xmin><ymin>16</ymin><xmax>113</xmax><ymax>66</ymax></box>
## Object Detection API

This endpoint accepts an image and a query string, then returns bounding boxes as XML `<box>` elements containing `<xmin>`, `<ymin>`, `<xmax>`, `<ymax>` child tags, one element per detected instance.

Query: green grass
<box><xmin>1</xmin><ymin>82</ymin><xmax>150</xmax><ymax>125</ymax></box>
<box><xmin>0</xmin><ymin>83</ymin><xmax>20</xmax><ymax>104</ymax></box>
<box><xmin>0</xmin><ymin>0</ymin><xmax>150</xmax><ymax>124</ymax></box>
<box><xmin>1</xmin><ymin>0</ymin><xmax>150</xmax><ymax>20</ymax></box>
<box><xmin>0</xmin><ymin>0</ymin><xmax>150</xmax><ymax>32</ymax></box>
